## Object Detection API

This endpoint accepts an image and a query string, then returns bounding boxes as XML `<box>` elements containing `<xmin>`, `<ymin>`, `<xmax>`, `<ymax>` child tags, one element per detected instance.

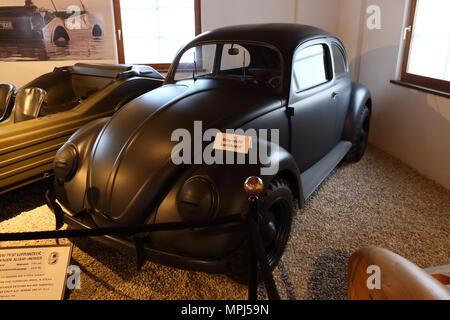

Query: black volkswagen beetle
<box><xmin>47</xmin><ymin>24</ymin><xmax>371</xmax><ymax>281</ymax></box>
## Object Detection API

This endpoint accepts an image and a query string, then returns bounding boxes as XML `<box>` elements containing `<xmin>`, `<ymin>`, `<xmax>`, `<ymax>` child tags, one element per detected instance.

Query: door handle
<box><xmin>331</xmin><ymin>92</ymin><xmax>339</xmax><ymax>99</ymax></box>
<box><xmin>403</xmin><ymin>25</ymin><xmax>412</xmax><ymax>40</ymax></box>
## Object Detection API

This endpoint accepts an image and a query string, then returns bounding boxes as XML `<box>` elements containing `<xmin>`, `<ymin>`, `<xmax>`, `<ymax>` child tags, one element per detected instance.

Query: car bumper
<box><xmin>45</xmin><ymin>190</ymin><xmax>230</xmax><ymax>274</ymax></box>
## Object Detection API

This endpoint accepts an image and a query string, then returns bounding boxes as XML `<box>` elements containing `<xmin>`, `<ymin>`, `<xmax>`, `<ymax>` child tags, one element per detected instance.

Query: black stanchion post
<box><xmin>133</xmin><ymin>236</ymin><xmax>146</xmax><ymax>270</ymax></box>
<box><xmin>244</xmin><ymin>176</ymin><xmax>281</xmax><ymax>301</ymax></box>
<box><xmin>248</xmin><ymin>195</ymin><xmax>258</xmax><ymax>300</ymax></box>
<box><xmin>244</xmin><ymin>176</ymin><xmax>264</xmax><ymax>301</ymax></box>
<box><xmin>45</xmin><ymin>189</ymin><xmax>64</xmax><ymax>230</ymax></box>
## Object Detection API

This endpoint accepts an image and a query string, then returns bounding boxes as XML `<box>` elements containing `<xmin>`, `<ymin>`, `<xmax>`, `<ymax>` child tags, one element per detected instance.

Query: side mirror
<box><xmin>14</xmin><ymin>87</ymin><xmax>47</xmax><ymax>122</ymax></box>
<box><xmin>228</xmin><ymin>47</ymin><xmax>240</xmax><ymax>56</ymax></box>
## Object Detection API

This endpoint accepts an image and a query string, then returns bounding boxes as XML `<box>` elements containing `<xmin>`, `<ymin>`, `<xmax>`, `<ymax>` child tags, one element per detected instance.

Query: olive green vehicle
<box><xmin>0</xmin><ymin>63</ymin><xmax>164</xmax><ymax>195</ymax></box>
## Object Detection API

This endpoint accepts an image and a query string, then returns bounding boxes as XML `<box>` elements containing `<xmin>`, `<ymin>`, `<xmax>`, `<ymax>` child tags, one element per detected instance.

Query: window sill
<box><xmin>390</xmin><ymin>80</ymin><xmax>449</xmax><ymax>99</ymax></box>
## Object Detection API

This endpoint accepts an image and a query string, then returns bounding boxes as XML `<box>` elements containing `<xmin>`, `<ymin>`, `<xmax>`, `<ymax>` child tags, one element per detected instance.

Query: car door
<box><xmin>288</xmin><ymin>39</ymin><xmax>338</xmax><ymax>172</ymax></box>
<box><xmin>330</xmin><ymin>41</ymin><xmax>352</xmax><ymax>140</ymax></box>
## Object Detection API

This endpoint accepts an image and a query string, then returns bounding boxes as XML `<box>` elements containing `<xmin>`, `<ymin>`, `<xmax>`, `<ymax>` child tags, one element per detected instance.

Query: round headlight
<box><xmin>178</xmin><ymin>177</ymin><xmax>217</xmax><ymax>220</ymax></box>
<box><xmin>54</xmin><ymin>143</ymin><xmax>78</xmax><ymax>183</ymax></box>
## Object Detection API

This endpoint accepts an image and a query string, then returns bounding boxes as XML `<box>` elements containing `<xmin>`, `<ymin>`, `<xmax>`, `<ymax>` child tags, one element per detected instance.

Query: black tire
<box><xmin>53</xmin><ymin>26</ymin><xmax>70</xmax><ymax>45</ymax></box>
<box><xmin>227</xmin><ymin>178</ymin><xmax>294</xmax><ymax>284</ymax></box>
<box><xmin>92</xmin><ymin>25</ymin><xmax>103</xmax><ymax>37</ymax></box>
<box><xmin>346</xmin><ymin>105</ymin><xmax>370</xmax><ymax>163</ymax></box>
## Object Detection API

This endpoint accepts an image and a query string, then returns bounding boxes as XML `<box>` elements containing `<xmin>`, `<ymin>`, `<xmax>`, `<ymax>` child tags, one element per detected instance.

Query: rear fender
<box><xmin>342</xmin><ymin>82</ymin><xmax>371</xmax><ymax>143</ymax></box>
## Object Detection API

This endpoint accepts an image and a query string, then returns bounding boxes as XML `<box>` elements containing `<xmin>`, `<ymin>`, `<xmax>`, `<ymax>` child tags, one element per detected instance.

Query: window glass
<box><xmin>120</xmin><ymin>0</ymin><xmax>195</xmax><ymax>64</ymax></box>
<box><xmin>173</xmin><ymin>43</ymin><xmax>283</xmax><ymax>92</ymax></box>
<box><xmin>220</xmin><ymin>44</ymin><xmax>250</xmax><ymax>71</ymax></box>
<box><xmin>174</xmin><ymin>45</ymin><xmax>216</xmax><ymax>80</ymax></box>
<box><xmin>332</xmin><ymin>44</ymin><xmax>346</xmax><ymax>75</ymax></box>
<box><xmin>407</xmin><ymin>0</ymin><xmax>450</xmax><ymax>81</ymax></box>
<box><xmin>293</xmin><ymin>44</ymin><xmax>328</xmax><ymax>91</ymax></box>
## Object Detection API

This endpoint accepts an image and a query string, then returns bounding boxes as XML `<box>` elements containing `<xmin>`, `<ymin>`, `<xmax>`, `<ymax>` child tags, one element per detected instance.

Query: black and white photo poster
<box><xmin>0</xmin><ymin>0</ymin><xmax>116</xmax><ymax>61</ymax></box>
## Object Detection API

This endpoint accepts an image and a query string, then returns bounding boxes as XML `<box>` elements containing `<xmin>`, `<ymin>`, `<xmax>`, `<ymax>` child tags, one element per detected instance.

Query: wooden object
<box><xmin>348</xmin><ymin>246</ymin><xmax>450</xmax><ymax>300</ymax></box>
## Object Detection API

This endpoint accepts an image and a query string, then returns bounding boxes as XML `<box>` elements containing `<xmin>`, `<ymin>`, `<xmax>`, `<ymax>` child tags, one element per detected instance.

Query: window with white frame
<box><xmin>401</xmin><ymin>0</ymin><xmax>450</xmax><ymax>94</ymax></box>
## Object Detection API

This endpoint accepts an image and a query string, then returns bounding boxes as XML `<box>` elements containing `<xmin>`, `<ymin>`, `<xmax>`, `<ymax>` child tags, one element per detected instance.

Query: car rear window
<box><xmin>332</xmin><ymin>44</ymin><xmax>347</xmax><ymax>75</ymax></box>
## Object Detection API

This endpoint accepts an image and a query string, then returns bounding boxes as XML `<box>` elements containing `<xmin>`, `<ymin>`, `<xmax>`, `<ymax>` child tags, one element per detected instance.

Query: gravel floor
<box><xmin>0</xmin><ymin>144</ymin><xmax>449</xmax><ymax>300</ymax></box>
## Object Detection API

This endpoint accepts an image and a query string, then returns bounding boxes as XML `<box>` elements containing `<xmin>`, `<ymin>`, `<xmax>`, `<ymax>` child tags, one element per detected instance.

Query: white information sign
<box><xmin>213</xmin><ymin>132</ymin><xmax>252</xmax><ymax>154</ymax></box>
<box><xmin>0</xmin><ymin>245</ymin><xmax>72</xmax><ymax>300</ymax></box>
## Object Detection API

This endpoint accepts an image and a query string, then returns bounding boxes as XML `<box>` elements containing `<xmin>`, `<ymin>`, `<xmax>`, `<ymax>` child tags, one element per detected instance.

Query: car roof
<box><xmin>172</xmin><ymin>23</ymin><xmax>338</xmax><ymax>97</ymax></box>
<box><xmin>189</xmin><ymin>23</ymin><xmax>333</xmax><ymax>58</ymax></box>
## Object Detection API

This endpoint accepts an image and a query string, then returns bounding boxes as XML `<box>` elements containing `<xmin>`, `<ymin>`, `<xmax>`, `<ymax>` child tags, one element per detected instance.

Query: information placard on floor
<box><xmin>0</xmin><ymin>245</ymin><xmax>72</xmax><ymax>300</ymax></box>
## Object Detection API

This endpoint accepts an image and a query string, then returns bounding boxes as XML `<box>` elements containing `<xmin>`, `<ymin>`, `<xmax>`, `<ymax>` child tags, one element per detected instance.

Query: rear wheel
<box><xmin>228</xmin><ymin>178</ymin><xmax>294</xmax><ymax>284</ymax></box>
<box><xmin>346</xmin><ymin>105</ymin><xmax>370</xmax><ymax>162</ymax></box>
<box><xmin>92</xmin><ymin>25</ymin><xmax>103</xmax><ymax>37</ymax></box>
<box><xmin>53</xmin><ymin>26</ymin><xmax>70</xmax><ymax>45</ymax></box>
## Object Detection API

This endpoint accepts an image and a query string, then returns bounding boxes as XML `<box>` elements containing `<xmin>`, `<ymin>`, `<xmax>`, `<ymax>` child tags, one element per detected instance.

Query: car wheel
<box><xmin>53</xmin><ymin>26</ymin><xmax>70</xmax><ymax>46</ymax></box>
<box><xmin>346</xmin><ymin>105</ymin><xmax>370</xmax><ymax>163</ymax></box>
<box><xmin>92</xmin><ymin>25</ymin><xmax>103</xmax><ymax>37</ymax></box>
<box><xmin>228</xmin><ymin>178</ymin><xmax>294</xmax><ymax>284</ymax></box>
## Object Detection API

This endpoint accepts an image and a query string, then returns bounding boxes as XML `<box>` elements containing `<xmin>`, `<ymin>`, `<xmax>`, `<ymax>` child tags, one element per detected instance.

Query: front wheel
<box><xmin>346</xmin><ymin>105</ymin><xmax>370</xmax><ymax>163</ymax></box>
<box><xmin>228</xmin><ymin>178</ymin><xmax>294</xmax><ymax>284</ymax></box>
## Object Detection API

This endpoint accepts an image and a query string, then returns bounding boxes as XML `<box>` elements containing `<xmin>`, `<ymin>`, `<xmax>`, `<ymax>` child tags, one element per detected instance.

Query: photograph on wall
<box><xmin>0</xmin><ymin>0</ymin><xmax>115</xmax><ymax>61</ymax></box>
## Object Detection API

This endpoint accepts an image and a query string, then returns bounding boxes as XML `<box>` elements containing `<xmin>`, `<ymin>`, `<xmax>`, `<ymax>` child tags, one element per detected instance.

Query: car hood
<box><xmin>87</xmin><ymin>79</ymin><xmax>283</xmax><ymax>224</ymax></box>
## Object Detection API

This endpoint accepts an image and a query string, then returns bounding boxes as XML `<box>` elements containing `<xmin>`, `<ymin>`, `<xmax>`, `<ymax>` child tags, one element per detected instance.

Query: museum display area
<box><xmin>0</xmin><ymin>0</ymin><xmax>448</xmax><ymax>307</ymax></box>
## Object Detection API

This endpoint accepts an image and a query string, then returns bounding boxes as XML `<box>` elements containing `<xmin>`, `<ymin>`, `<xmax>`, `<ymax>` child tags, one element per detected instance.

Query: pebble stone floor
<box><xmin>0</xmin><ymin>144</ymin><xmax>449</xmax><ymax>300</ymax></box>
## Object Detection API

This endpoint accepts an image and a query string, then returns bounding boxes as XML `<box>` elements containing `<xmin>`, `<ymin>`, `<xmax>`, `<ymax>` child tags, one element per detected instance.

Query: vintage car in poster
<box><xmin>0</xmin><ymin>1</ymin><xmax>103</xmax><ymax>44</ymax></box>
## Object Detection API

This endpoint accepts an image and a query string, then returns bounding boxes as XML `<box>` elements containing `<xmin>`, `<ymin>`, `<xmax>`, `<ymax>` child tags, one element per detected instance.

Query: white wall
<box><xmin>336</xmin><ymin>0</ymin><xmax>367</xmax><ymax>80</ymax></box>
<box><xmin>0</xmin><ymin>0</ymin><xmax>117</xmax><ymax>88</ymax></box>
<box><xmin>201</xmin><ymin>0</ymin><xmax>296</xmax><ymax>31</ymax></box>
<box><xmin>335</xmin><ymin>0</ymin><xmax>450</xmax><ymax>189</ymax></box>
<box><xmin>201</xmin><ymin>0</ymin><xmax>340</xmax><ymax>35</ymax></box>
<box><xmin>295</xmin><ymin>0</ymin><xmax>341</xmax><ymax>34</ymax></box>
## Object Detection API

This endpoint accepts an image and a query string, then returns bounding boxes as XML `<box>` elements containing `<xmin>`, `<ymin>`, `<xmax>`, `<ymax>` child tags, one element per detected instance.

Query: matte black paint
<box><xmin>51</xmin><ymin>24</ymin><xmax>371</xmax><ymax>270</ymax></box>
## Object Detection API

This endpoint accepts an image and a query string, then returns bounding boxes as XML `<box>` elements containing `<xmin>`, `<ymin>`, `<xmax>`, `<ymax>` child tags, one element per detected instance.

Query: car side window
<box><xmin>292</xmin><ymin>44</ymin><xmax>331</xmax><ymax>92</ymax></box>
<box><xmin>332</xmin><ymin>44</ymin><xmax>347</xmax><ymax>76</ymax></box>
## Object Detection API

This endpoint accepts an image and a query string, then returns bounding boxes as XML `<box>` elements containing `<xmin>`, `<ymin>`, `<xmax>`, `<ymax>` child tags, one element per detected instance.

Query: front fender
<box><xmin>156</xmin><ymin>140</ymin><xmax>302</xmax><ymax>223</ymax></box>
<box><xmin>150</xmin><ymin>140</ymin><xmax>302</xmax><ymax>258</ymax></box>
<box><xmin>54</xmin><ymin>117</ymin><xmax>110</xmax><ymax>213</ymax></box>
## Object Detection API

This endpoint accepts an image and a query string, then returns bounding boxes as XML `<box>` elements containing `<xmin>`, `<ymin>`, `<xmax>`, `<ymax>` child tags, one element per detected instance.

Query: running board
<box><xmin>301</xmin><ymin>141</ymin><xmax>352</xmax><ymax>200</ymax></box>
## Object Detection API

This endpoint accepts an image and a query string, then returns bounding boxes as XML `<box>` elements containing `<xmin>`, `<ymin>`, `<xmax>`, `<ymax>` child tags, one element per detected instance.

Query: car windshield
<box><xmin>172</xmin><ymin>42</ymin><xmax>283</xmax><ymax>92</ymax></box>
